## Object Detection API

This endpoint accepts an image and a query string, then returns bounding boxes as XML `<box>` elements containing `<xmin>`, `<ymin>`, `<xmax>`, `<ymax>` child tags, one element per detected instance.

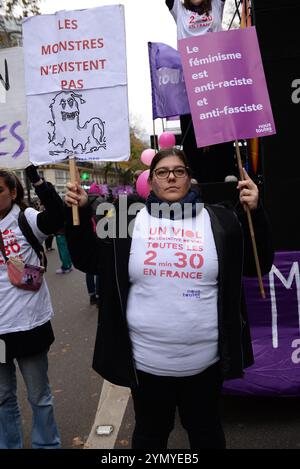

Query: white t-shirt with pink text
<box><xmin>126</xmin><ymin>206</ymin><xmax>219</xmax><ymax>377</ymax></box>
<box><xmin>0</xmin><ymin>204</ymin><xmax>53</xmax><ymax>334</ymax></box>
<box><xmin>170</xmin><ymin>0</ymin><xmax>225</xmax><ymax>40</ymax></box>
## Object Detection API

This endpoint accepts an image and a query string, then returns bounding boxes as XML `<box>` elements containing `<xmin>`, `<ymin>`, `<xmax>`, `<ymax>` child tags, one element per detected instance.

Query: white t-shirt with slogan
<box><xmin>0</xmin><ymin>204</ymin><xmax>53</xmax><ymax>334</ymax></box>
<box><xmin>170</xmin><ymin>0</ymin><xmax>225</xmax><ymax>40</ymax></box>
<box><xmin>126</xmin><ymin>206</ymin><xmax>219</xmax><ymax>377</ymax></box>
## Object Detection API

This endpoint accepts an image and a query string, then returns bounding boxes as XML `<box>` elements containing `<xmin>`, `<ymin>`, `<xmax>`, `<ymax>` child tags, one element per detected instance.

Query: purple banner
<box><xmin>148</xmin><ymin>42</ymin><xmax>190</xmax><ymax>119</ymax></box>
<box><xmin>223</xmin><ymin>251</ymin><xmax>300</xmax><ymax>396</ymax></box>
<box><xmin>178</xmin><ymin>27</ymin><xmax>276</xmax><ymax>148</ymax></box>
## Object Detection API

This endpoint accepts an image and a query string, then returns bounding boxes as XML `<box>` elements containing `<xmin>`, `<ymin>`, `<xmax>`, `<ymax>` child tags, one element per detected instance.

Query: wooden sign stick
<box><xmin>69</xmin><ymin>156</ymin><xmax>80</xmax><ymax>226</ymax></box>
<box><xmin>235</xmin><ymin>141</ymin><xmax>266</xmax><ymax>299</ymax></box>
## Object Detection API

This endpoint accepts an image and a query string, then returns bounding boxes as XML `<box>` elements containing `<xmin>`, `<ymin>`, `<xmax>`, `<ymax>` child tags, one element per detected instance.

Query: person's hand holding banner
<box><xmin>25</xmin><ymin>164</ymin><xmax>42</xmax><ymax>186</ymax></box>
<box><xmin>65</xmin><ymin>175</ymin><xmax>88</xmax><ymax>209</ymax></box>
<box><xmin>238</xmin><ymin>168</ymin><xmax>259</xmax><ymax>211</ymax></box>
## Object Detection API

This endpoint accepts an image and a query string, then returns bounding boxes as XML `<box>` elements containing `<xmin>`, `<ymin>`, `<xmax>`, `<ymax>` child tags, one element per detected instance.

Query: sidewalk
<box><xmin>85</xmin><ymin>381</ymin><xmax>189</xmax><ymax>450</ymax></box>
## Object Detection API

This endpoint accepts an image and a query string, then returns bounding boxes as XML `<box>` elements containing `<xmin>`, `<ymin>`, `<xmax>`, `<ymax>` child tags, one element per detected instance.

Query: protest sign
<box><xmin>178</xmin><ymin>27</ymin><xmax>276</xmax><ymax>148</ymax></box>
<box><xmin>0</xmin><ymin>47</ymin><xmax>29</xmax><ymax>169</ymax></box>
<box><xmin>22</xmin><ymin>5</ymin><xmax>130</xmax><ymax>164</ymax></box>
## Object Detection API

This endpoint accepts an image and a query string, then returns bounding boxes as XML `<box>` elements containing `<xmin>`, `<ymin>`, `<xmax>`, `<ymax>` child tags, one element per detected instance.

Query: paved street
<box><xmin>17</xmin><ymin>247</ymin><xmax>300</xmax><ymax>450</ymax></box>
<box><xmin>115</xmin><ymin>394</ymin><xmax>300</xmax><ymax>449</ymax></box>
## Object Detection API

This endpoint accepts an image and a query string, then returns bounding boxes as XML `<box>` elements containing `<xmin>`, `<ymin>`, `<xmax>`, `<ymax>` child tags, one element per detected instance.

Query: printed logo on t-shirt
<box><xmin>188</xmin><ymin>13</ymin><xmax>213</xmax><ymax>30</ymax></box>
<box><xmin>182</xmin><ymin>289</ymin><xmax>201</xmax><ymax>299</ymax></box>
<box><xmin>0</xmin><ymin>229</ymin><xmax>22</xmax><ymax>265</ymax></box>
<box><xmin>143</xmin><ymin>224</ymin><xmax>204</xmax><ymax>282</ymax></box>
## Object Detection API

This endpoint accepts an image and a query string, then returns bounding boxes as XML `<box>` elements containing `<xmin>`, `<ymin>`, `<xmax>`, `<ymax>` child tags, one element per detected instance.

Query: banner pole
<box><xmin>69</xmin><ymin>156</ymin><xmax>80</xmax><ymax>226</ymax></box>
<box><xmin>241</xmin><ymin>0</ymin><xmax>259</xmax><ymax>175</ymax></box>
<box><xmin>153</xmin><ymin>120</ymin><xmax>157</xmax><ymax>152</ymax></box>
<box><xmin>240</xmin><ymin>2</ymin><xmax>265</xmax><ymax>297</ymax></box>
<box><xmin>235</xmin><ymin>140</ymin><xmax>265</xmax><ymax>298</ymax></box>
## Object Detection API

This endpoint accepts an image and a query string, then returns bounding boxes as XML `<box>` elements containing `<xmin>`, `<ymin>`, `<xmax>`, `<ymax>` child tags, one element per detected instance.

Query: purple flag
<box><xmin>148</xmin><ymin>42</ymin><xmax>190</xmax><ymax>119</ymax></box>
<box><xmin>223</xmin><ymin>251</ymin><xmax>300</xmax><ymax>396</ymax></box>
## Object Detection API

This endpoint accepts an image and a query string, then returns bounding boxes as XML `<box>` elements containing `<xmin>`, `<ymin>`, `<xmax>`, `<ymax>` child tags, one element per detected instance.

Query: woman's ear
<box><xmin>11</xmin><ymin>188</ymin><xmax>17</xmax><ymax>201</ymax></box>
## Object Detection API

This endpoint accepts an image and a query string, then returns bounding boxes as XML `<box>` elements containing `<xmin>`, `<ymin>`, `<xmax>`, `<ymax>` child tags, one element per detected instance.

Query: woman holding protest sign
<box><xmin>0</xmin><ymin>166</ymin><xmax>63</xmax><ymax>449</ymax></box>
<box><xmin>64</xmin><ymin>147</ymin><xmax>273</xmax><ymax>449</ymax></box>
<box><xmin>165</xmin><ymin>0</ymin><xmax>237</xmax><ymax>183</ymax></box>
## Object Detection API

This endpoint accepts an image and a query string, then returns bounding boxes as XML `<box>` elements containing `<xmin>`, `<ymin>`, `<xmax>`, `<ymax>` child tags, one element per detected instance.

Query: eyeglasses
<box><xmin>153</xmin><ymin>166</ymin><xmax>189</xmax><ymax>179</ymax></box>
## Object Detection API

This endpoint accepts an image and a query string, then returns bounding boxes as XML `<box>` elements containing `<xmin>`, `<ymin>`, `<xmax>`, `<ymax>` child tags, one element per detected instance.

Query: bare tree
<box><xmin>3</xmin><ymin>0</ymin><xmax>40</xmax><ymax>19</ymax></box>
<box><xmin>1</xmin><ymin>1</ymin><xmax>41</xmax><ymax>47</ymax></box>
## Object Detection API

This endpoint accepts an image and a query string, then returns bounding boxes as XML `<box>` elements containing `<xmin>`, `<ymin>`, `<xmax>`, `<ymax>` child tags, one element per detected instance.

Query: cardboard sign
<box><xmin>22</xmin><ymin>5</ymin><xmax>130</xmax><ymax>164</ymax></box>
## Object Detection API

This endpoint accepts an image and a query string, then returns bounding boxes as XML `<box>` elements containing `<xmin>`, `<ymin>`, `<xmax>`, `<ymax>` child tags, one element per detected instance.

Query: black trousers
<box><xmin>131</xmin><ymin>362</ymin><xmax>225</xmax><ymax>450</ymax></box>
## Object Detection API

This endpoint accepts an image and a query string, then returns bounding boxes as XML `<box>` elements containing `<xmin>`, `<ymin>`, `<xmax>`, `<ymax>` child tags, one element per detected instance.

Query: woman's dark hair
<box><xmin>149</xmin><ymin>147</ymin><xmax>190</xmax><ymax>180</ymax></box>
<box><xmin>183</xmin><ymin>0</ymin><xmax>212</xmax><ymax>16</ymax></box>
<box><xmin>0</xmin><ymin>169</ymin><xmax>27</xmax><ymax>210</ymax></box>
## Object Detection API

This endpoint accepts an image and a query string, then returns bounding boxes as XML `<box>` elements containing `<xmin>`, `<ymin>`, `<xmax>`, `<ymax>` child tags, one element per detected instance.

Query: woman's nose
<box><xmin>167</xmin><ymin>170</ymin><xmax>176</xmax><ymax>180</ymax></box>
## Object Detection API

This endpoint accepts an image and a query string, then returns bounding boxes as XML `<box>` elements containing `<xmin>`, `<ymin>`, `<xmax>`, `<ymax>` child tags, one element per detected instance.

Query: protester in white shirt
<box><xmin>0</xmin><ymin>167</ymin><xmax>63</xmax><ymax>449</ymax></box>
<box><xmin>166</xmin><ymin>0</ymin><xmax>226</xmax><ymax>40</ymax></box>
<box><xmin>65</xmin><ymin>147</ymin><xmax>274</xmax><ymax>449</ymax></box>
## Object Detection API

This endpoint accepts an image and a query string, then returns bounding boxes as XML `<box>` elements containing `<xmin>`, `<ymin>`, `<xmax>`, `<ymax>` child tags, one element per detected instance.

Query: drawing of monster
<box><xmin>48</xmin><ymin>91</ymin><xmax>106</xmax><ymax>155</ymax></box>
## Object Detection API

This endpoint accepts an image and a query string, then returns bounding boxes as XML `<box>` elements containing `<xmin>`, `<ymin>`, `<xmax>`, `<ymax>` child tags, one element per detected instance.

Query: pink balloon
<box><xmin>140</xmin><ymin>148</ymin><xmax>155</xmax><ymax>166</ymax></box>
<box><xmin>158</xmin><ymin>131</ymin><xmax>176</xmax><ymax>149</ymax></box>
<box><xmin>136</xmin><ymin>170</ymin><xmax>150</xmax><ymax>199</ymax></box>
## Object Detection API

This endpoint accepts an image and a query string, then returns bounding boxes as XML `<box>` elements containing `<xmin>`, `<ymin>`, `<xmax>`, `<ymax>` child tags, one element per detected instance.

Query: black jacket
<box><xmin>66</xmin><ymin>200</ymin><xmax>274</xmax><ymax>388</ymax></box>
